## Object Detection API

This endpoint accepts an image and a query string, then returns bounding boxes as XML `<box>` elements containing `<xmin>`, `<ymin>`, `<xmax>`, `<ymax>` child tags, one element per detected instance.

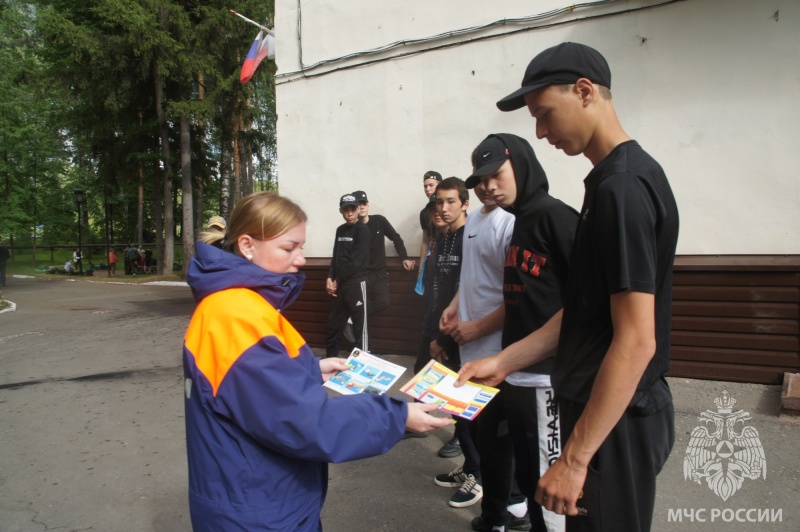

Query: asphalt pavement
<box><xmin>0</xmin><ymin>276</ymin><xmax>797</xmax><ymax>531</ymax></box>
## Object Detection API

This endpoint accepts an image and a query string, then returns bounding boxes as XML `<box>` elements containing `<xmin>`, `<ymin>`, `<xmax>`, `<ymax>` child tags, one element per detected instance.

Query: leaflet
<box><xmin>400</xmin><ymin>360</ymin><xmax>499</xmax><ymax>420</ymax></box>
<box><xmin>324</xmin><ymin>348</ymin><xmax>407</xmax><ymax>396</ymax></box>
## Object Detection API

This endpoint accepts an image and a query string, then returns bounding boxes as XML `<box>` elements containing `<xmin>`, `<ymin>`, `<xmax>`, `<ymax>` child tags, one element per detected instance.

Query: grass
<box><xmin>5</xmin><ymin>246</ymin><xmax>187</xmax><ymax>282</ymax></box>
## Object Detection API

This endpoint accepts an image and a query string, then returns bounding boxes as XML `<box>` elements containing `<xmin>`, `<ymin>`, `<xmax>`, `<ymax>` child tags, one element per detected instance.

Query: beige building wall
<box><xmin>275</xmin><ymin>0</ymin><xmax>800</xmax><ymax>257</ymax></box>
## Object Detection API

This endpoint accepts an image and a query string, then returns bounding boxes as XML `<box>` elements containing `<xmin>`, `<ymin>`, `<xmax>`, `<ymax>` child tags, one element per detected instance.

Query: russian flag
<box><xmin>240</xmin><ymin>30</ymin><xmax>275</xmax><ymax>84</ymax></box>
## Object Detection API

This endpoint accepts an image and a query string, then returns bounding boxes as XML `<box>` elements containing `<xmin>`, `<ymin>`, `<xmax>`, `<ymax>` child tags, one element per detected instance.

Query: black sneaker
<box><xmin>449</xmin><ymin>474</ymin><xmax>483</xmax><ymax>508</ymax></box>
<box><xmin>471</xmin><ymin>513</ymin><xmax>532</xmax><ymax>531</ymax></box>
<box><xmin>438</xmin><ymin>436</ymin><xmax>462</xmax><ymax>458</ymax></box>
<box><xmin>434</xmin><ymin>466</ymin><xmax>469</xmax><ymax>487</ymax></box>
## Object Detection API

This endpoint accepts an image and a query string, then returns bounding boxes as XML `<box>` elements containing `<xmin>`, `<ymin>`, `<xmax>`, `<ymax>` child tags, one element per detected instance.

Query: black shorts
<box><xmin>560</xmin><ymin>398</ymin><xmax>675</xmax><ymax>532</ymax></box>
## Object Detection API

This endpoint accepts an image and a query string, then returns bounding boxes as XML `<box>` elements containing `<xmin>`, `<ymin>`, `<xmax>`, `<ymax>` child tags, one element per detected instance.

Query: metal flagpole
<box><xmin>229</xmin><ymin>10</ymin><xmax>274</xmax><ymax>35</ymax></box>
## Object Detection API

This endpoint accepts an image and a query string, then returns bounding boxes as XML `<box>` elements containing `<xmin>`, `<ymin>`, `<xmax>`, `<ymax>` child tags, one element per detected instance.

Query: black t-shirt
<box><xmin>432</xmin><ymin>225</ymin><xmax>464</xmax><ymax>346</ymax></box>
<box><xmin>327</xmin><ymin>221</ymin><xmax>370</xmax><ymax>285</ymax></box>
<box><xmin>0</xmin><ymin>245</ymin><xmax>10</xmax><ymax>262</ymax></box>
<box><xmin>419</xmin><ymin>204</ymin><xmax>433</xmax><ymax>237</ymax></box>
<box><xmin>365</xmin><ymin>215</ymin><xmax>409</xmax><ymax>272</ymax></box>
<box><xmin>552</xmin><ymin>141</ymin><xmax>679</xmax><ymax>415</ymax></box>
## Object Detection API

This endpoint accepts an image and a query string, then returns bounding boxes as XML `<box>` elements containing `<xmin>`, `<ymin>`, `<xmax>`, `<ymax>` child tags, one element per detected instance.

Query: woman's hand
<box><xmin>405</xmin><ymin>403</ymin><xmax>452</xmax><ymax>434</ymax></box>
<box><xmin>319</xmin><ymin>357</ymin><xmax>349</xmax><ymax>382</ymax></box>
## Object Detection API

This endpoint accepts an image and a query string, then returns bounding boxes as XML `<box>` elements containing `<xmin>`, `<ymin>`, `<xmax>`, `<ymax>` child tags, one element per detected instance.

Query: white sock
<box><xmin>507</xmin><ymin>501</ymin><xmax>527</xmax><ymax>518</ymax></box>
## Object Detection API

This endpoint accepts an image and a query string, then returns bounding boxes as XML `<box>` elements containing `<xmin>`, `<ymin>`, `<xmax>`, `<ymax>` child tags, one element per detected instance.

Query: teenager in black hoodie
<box><xmin>462</xmin><ymin>133</ymin><xmax>578</xmax><ymax>532</ymax></box>
<box><xmin>325</xmin><ymin>193</ymin><xmax>371</xmax><ymax>358</ymax></box>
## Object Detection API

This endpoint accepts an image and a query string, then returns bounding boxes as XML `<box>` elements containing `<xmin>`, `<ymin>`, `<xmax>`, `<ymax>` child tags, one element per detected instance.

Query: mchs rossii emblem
<box><xmin>683</xmin><ymin>391</ymin><xmax>767</xmax><ymax>501</ymax></box>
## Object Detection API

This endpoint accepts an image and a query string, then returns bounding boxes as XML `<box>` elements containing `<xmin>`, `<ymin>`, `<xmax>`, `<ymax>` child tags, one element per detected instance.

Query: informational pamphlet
<box><xmin>400</xmin><ymin>360</ymin><xmax>499</xmax><ymax>420</ymax></box>
<box><xmin>324</xmin><ymin>348</ymin><xmax>407</xmax><ymax>396</ymax></box>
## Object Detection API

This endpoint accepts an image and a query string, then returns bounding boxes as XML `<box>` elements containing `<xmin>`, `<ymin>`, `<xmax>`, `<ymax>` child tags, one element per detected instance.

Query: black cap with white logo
<box><xmin>423</xmin><ymin>170</ymin><xmax>443</xmax><ymax>181</ymax></box>
<box><xmin>465</xmin><ymin>136</ymin><xmax>510</xmax><ymax>189</ymax></box>
<box><xmin>339</xmin><ymin>193</ymin><xmax>358</xmax><ymax>208</ymax></box>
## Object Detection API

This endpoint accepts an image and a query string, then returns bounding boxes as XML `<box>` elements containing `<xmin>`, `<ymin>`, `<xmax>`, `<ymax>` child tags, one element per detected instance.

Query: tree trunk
<box><xmin>154</xmin><ymin>66</ymin><xmax>173</xmax><ymax>276</ymax></box>
<box><xmin>153</xmin><ymin>153</ymin><xmax>163</xmax><ymax>271</ymax></box>
<box><xmin>31</xmin><ymin>164</ymin><xmax>37</xmax><ymax>267</ymax></box>
<box><xmin>232</xmin><ymin>104</ymin><xmax>242</xmax><ymax>204</ymax></box>
<box><xmin>180</xmin><ymin>109</ymin><xmax>194</xmax><ymax>276</ymax></box>
<box><xmin>137</xmin><ymin>111</ymin><xmax>145</xmax><ymax>246</ymax></box>
<box><xmin>195</xmin><ymin>71</ymin><xmax>206</xmax><ymax>237</ymax></box>
<box><xmin>220</xmin><ymin>120</ymin><xmax>231</xmax><ymax>219</ymax></box>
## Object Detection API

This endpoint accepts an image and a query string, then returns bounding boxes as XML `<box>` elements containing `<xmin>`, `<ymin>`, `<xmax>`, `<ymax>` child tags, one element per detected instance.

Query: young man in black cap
<box><xmin>325</xmin><ymin>193</ymin><xmax>371</xmax><ymax>358</ymax></box>
<box><xmin>352</xmin><ymin>190</ymin><xmax>415</xmax><ymax>316</ymax></box>
<box><xmin>461</xmin><ymin>134</ymin><xmax>577</xmax><ymax>532</ymax></box>
<box><xmin>461</xmin><ymin>42</ymin><xmax>679</xmax><ymax>532</ymax></box>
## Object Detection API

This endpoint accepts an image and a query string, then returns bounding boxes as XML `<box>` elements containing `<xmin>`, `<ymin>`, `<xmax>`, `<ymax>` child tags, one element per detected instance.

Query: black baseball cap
<box><xmin>339</xmin><ymin>193</ymin><xmax>358</xmax><ymax>209</ymax></box>
<box><xmin>496</xmin><ymin>42</ymin><xmax>611</xmax><ymax>112</ymax></box>
<box><xmin>352</xmin><ymin>190</ymin><xmax>368</xmax><ymax>203</ymax></box>
<box><xmin>465</xmin><ymin>136</ymin><xmax>510</xmax><ymax>189</ymax></box>
<box><xmin>423</xmin><ymin>170</ymin><xmax>442</xmax><ymax>181</ymax></box>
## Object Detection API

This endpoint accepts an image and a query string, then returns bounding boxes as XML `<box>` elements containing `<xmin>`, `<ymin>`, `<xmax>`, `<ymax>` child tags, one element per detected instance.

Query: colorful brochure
<box><xmin>400</xmin><ymin>360</ymin><xmax>499</xmax><ymax>420</ymax></box>
<box><xmin>324</xmin><ymin>348</ymin><xmax>407</xmax><ymax>396</ymax></box>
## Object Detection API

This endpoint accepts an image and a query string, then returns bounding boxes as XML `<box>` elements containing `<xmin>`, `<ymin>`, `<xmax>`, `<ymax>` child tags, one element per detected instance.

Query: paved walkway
<box><xmin>0</xmin><ymin>276</ymin><xmax>797</xmax><ymax>531</ymax></box>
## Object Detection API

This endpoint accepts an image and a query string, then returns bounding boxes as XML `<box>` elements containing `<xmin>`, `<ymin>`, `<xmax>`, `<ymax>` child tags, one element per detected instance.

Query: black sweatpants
<box><xmin>367</xmin><ymin>270</ymin><xmax>390</xmax><ymax>316</ymax></box>
<box><xmin>559</xmin><ymin>398</ymin><xmax>674</xmax><ymax>532</ymax></box>
<box><xmin>325</xmin><ymin>280</ymin><xmax>368</xmax><ymax>358</ymax></box>
<box><xmin>476</xmin><ymin>384</ymin><xmax>526</xmax><ymax>526</ymax></box>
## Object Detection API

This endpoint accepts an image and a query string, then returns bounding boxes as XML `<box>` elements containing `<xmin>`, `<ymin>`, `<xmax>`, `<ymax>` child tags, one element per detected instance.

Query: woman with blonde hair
<box><xmin>184</xmin><ymin>191</ymin><xmax>449</xmax><ymax>531</ymax></box>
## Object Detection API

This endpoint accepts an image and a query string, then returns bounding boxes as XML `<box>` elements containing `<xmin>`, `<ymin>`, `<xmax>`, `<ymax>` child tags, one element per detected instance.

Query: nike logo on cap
<box><xmin>468</xmin><ymin>234</ymin><xmax>478</xmax><ymax>238</ymax></box>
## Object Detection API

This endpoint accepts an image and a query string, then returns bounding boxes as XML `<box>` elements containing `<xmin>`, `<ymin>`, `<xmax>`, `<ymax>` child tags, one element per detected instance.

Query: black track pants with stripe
<box><xmin>326</xmin><ymin>280</ymin><xmax>368</xmax><ymax>358</ymax></box>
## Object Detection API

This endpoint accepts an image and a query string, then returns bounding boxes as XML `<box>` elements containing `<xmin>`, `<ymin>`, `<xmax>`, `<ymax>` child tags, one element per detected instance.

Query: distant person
<box><xmin>353</xmin><ymin>190</ymin><xmax>414</xmax><ymax>316</ymax></box>
<box><xmin>404</xmin><ymin>197</ymin><xmax>449</xmax><ymax>442</ymax></box>
<box><xmin>72</xmin><ymin>247</ymin><xmax>83</xmax><ymax>272</ymax></box>
<box><xmin>0</xmin><ymin>239</ymin><xmax>10</xmax><ymax>286</ymax></box>
<box><xmin>185</xmin><ymin>191</ymin><xmax>450</xmax><ymax>531</ymax></box>
<box><xmin>108</xmin><ymin>248</ymin><xmax>118</xmax><ymax>276</ymax></box>
<box><xmin>144</xmin><ymin>247</ymin><xmax>153</xmax><ymax>274</ymax></box>
<box><xmin>127</xmin><ymin>244</ymin><xmax>141</xmax><ymax>274</ymax></box>
<box><xmin>123</xmin><ymin>244</ymin><xmax>132</xmax><ymax>275</ymax></box>
<box><xmin>416</xmin><ymin>171</ymin><xmax>442</xmax><ymax>285</ymax></box>
<box><xmin>413</xmin><ymin>198</ymin><xmax>449</xmax><ymax>374</ymax></box>
<box><xmin>207</xmin><ymin>215</ymin><xmax>227</xmax><ymax>249</ymax></box>
<box><xmin>325</xmin><ymin>193</ymin><xmax>371</xmax><ymax>358</ymax></box>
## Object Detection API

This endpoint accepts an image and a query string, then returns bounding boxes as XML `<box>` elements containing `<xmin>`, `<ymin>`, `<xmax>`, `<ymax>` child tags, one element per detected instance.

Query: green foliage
<box><xmin>0</xmin><ymin>0</ymin><xmax>277</xmax><ymax>247</ymax></box>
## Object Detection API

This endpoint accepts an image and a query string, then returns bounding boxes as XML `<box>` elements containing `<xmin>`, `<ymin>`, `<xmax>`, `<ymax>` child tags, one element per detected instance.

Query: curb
<box><xmin>0</xmin><ymin>300</ymin><xmax>17</xmax><ymax>314</ymax></box>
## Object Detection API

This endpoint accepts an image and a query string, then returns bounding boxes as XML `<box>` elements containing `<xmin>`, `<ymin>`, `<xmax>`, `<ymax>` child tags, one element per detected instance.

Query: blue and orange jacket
<box><xmin>183</xmin><ymin>243</ymin><xmax>408</xmax><ymax>531</ymax></box>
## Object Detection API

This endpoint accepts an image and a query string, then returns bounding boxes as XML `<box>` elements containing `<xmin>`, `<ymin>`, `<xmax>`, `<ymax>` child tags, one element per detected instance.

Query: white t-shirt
<box><xmin>458</xmin><ymin>206</ymin><xmax>514</xmax><ymax>364</ymax></box>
